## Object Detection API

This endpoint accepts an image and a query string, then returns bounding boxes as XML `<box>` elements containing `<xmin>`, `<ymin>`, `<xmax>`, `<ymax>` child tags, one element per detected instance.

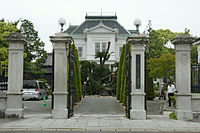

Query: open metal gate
<box><xmin>68</xmin><ymin>44</ymin><xmax>75</xmax><ymax>118</ymax></box>
<box><xmin>125</xmin><ymin>44</ymin><xmax>131</xmax><ymax>118</ymax></box>
<box><xmin>0</xmin><ymin>65</ymin><xmax>8</xmax><ymax>91</ymax></box>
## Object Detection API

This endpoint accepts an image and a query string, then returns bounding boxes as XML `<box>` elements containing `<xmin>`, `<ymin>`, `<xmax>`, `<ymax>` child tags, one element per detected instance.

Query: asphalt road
<box><xmin>23</xmin><ymin>96</ymin><xmax>124</xmax><ymax>115</ymax></box>
<box><xmin>23</xmin><ymin>97</ymin><xmax>52</xmax><ymax>115</ymax></box>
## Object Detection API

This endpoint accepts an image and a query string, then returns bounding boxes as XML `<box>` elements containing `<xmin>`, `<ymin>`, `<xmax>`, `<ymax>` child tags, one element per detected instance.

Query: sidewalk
<box><xmin>0</xmin><ymin>112</ymin><xmax>200</xmax><ymax>132</ymax></box>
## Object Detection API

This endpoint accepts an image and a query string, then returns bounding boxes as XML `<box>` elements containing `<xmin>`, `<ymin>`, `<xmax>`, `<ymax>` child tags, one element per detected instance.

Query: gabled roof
<box><xmin>128</xmin><ymin>30</ymin><xmax>138</xmax><ymax>34</ymax></box>
<box><xmin>65</xmin><ymin>25</ymin><xmax>79</xmax><ymax>34</ymax></box>
<box><xmin>86</xmin><ymin>21</ymin><xmax>118</xmax><ymax>33</ymax></box>
<box><xmin>64</xmin><ymin>15</ymin><xmax>131</xmax><ymax>35</ymax></box>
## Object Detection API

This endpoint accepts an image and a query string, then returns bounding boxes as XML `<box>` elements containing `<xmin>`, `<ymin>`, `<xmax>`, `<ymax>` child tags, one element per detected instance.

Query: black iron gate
<box><xmin>125</xmin><ymin>44</ymin><xmax>131</xmax><ymax>118</ymax></box>
<box><xmin>191</xmin><ymin>64</ymin><xmax>200</xmax><ymax>93</ymax></box>
<box><xmin>68</xmin><ymin>44</ymin><xmax>75</xmax><ymax>118</ymax></box>
<box><xmin>0</xmin><ymin>65</ymin><xmax>8</xmax><ymax>91</ymax></box>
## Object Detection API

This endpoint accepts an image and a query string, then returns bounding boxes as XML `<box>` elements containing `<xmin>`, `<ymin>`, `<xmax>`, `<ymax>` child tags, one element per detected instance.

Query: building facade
<box><xmin>64</xmin><ymin>15</ymin><xmax>137</xmax><ymax>66</ymax></box>
<box><xmin>43</xmin><ymin>15</ymin><xmax>137</xmax><ymax>84</ymax></box>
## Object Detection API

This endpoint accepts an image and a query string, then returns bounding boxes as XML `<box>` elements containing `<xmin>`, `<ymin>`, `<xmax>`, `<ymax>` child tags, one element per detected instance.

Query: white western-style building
<box><xmin>64</xmin><ymin>15</ymin><xmax>137</xmax><ymax>69</ymax></box>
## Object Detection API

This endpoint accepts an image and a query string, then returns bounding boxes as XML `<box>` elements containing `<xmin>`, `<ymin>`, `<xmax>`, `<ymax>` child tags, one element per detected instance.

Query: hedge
<box><xmin>146</xmin><ymin>61</ymin><xmax>155</xmax><ymax>100</ymax></box>
<box><xmin>116</xmin><ymin>45</ymin><xmax>125</xmax><ymax>100</ymax></box>
<box><xmin>117</xmin><ymin>44</ymin><xmax>131</xmax><ymax>105</ymax></box>
<box><xmin>68</xmin><ymin>44</ymin><xmax>82</xmax><ymax>103</ymax></box>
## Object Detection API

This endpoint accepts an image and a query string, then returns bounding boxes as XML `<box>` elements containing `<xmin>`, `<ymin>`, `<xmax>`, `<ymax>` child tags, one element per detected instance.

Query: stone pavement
<box><xmin>1</xmin><ymin>112</ymin><xmax>200</xmax><ymax>132</ymax></box>
<box><xmin>1</xmin><ymin>96</ymin><xmax>200</xmax><ymax>132</ymax></box>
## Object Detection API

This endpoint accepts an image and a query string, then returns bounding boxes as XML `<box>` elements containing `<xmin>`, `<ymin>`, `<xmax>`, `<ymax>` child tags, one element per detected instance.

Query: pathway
<box><xmin>74</xmin><ymin>96</ymin><xmax>124</xmax><ymax>115</ymax></box>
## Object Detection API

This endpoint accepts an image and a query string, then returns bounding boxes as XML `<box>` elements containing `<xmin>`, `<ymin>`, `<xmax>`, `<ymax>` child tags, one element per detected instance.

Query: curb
<box><xmin>1</xmin><ymin>128</ymin><xmax>200</xmax><ymax>132</ymax></box>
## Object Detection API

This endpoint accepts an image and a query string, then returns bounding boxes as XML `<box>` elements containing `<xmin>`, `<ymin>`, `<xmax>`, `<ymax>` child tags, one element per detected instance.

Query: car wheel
<box><xmin>37</xmin><ymin>95</ymin><xmax>41</xmax><ymax>100</ymax></box>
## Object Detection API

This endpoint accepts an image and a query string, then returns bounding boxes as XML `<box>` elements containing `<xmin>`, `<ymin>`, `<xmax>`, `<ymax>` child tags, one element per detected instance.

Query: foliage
<box><xmin>169</xmin><ymin>111</ymin><xmax>177</xmax><ymax>120</ymax></box>
<box><xmin>116</xmin><ymin>44</ymin><xmax>131</xmax><ymax>105</ymax></box>
<box><xmin>146</xmin><ymin>29</ymin><xmax>178</xmax><ymax>59</ymax></box>
<box><xmin>0</xmin><ymin>19</ymin><xmax>47</xmax><ymax>80</ymax></box>
<box><xmin>80</xmin><ymin>60</ymin><xmax>112</xmax><ymax>95</ymax></box>
<box><xmin>19</xmin><ymin>19</ymin><xmax>47</xmax><ymax>79</ymax></box>
<box><xmin>73</xmin><ymin>44</ymin><xmax>82</xmax><ymax>102</ymax></box>
<box><xmin>68</xmin><ymin>44</ymin><xmax>82</xmax><ymax>103</ymax></box>
<box><xmin>148</xmin><ymin>54</ymin><xmax>175</xmax><ymax>81</ymax></box>
<box><xmin>146</xmin><ymin>61</ymin><xmax>155</xmax><ymax>100</ymax></box>
<box><xmin>191</xmin><ymin>45</ymin><xmax>198</xmax><ymax>64</ymax></box>
<box><xmin>0</xmin><ymin>21</ymin><xmax>18</xmax><ymax>77</ymax></box>
<box><xmin>80</xmin><ymin>41</ymin><xmax>116</xmax><ymax>95</ymax></box>
<box><xmin>116</xmin><ymin>45</ymin><xmax>125</xmax><ymax>100</ymax></box>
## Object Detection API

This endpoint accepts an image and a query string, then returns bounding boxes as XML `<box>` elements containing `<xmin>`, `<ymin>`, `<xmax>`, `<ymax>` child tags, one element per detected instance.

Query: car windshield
<box><xmin>23</xmin><ymin>80</ymin><xmax>37</xmax><ymax>88</ymax></box>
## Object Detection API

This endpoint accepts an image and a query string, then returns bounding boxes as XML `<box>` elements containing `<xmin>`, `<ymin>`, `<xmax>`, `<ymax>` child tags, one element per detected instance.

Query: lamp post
<box><xmin>58</xmin><ymin>18</ymin><xmax>66</xmax><ymax>33</ymax></box>
<box><xmin>134</xmin><ymin>18</ymin><xmax>141</xmax><ymax>33</ymax></box>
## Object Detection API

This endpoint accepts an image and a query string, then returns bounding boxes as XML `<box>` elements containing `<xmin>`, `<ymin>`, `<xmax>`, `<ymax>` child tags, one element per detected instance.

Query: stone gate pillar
<box><xmin>171</xmin><ymin>34</ymin><xmax>194</xmax><ymax>120</ymax></box>
<box><xmin>127</xmin><ymin>34</ymin><xmax>149</xmax><ymax>120</ymax></box>
<box><xmin>50</xmin><ymin>33</ymin><xmax>73</xmax><ymax>119</ymax></box>
<box><xmin>4</xmin><ymin>33</ymin><xmax>27</xmax><ymax>118</ymax></box>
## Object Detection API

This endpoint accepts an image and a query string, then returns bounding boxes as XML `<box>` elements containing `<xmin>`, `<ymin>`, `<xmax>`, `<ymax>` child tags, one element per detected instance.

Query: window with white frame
<box><xmin>95</xmin><ymin>42</ymin><xmax>108</xmax><ymax>54</ymax></box>
<box><xmin>95</xmin><ymin>42</ymin><xmax>100</xmax><ymax>54</ymax></box>
<box><xmin>78</xmin><ymin>47</ymin><xmax>83</xmax><ymax>57</ymax></box>
<box><xmin>102</xmin><ymin>42</ymin><xmax>107</xmax><ymax>52</ymax></box>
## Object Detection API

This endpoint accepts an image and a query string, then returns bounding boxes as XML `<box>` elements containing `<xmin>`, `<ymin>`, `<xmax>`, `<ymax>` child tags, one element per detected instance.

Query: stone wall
<box><xmin>192</xmin><ymin>94</ymin><xmax>200</xmax><ymax>120</ymax></box>
<box><xmin>0</xmin><ymin>92</ymin><xmax>7</xmax><ymax>118</ymax></box>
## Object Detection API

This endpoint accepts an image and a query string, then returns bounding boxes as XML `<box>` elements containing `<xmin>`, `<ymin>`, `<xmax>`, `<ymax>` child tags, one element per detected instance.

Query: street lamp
<box><xmin>134</xmin><ymin>18</ymin><xmax>141</xmax><ymax>33</ymax></box>
<box><xmin>58</xmin><ymin>18</ymin><xmax>66</xmax><ymax>33</ymax></box>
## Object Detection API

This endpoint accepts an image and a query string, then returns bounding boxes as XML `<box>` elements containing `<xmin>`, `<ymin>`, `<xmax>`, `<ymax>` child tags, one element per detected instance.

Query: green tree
<box><xmin>191</xmin><ymin>45</ymin><xmax>198</xmax><ymax>64</ymax></box>
<box><xmin>19</xmin><ymin>19</ymin><xmax>47</xmax><ymax>79</ymax></box>
<box><xmin>148</xmin><ymin>54</ymin><xmax>175</xmax><ymax>81</ymax></box>
<box><xmin>0</xmin><ymin>20</ymin><xmax>18</xmax><ymax>76</ymax></box>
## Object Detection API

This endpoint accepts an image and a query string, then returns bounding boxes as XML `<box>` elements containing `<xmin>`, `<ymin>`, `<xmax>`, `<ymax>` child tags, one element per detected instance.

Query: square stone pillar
<box><xmin>127</xmin><ymin>35</ymin><xmax>149</xmax><ymax>120</ymax></box>
<box><xmin>171</xmin><ymin>34</ymin><xmax>195</xmax><ymax>120</ymax></box>
<box><xmin>4</xmin><ymin>33</ymin><xmax>27</xmax><ymax>118</ymax></box>
<box><xmin>50</xmin><ymin>33</ymin><xmax>73</xmax><ymax>119</ymax></box>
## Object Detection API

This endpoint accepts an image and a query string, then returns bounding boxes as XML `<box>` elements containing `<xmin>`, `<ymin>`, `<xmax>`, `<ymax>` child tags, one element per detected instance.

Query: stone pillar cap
<box><xmin>126</xmin><ymin>34</ymin><xmax>149</xmax><ymax>44</ymax></box>
<box><xmin>171</xmin><ymin>34</ymin><xmax>195</xmax><ymax>45</ymax></box>
<box><xmin>49</xmin><ymin>32</ymin><xmax>73</xmax><ymax>44</ymax></box>
<box><xmin>3</xmin><ymin>33</ymin><xmax>28</xmax><ymax>43</ymax></box>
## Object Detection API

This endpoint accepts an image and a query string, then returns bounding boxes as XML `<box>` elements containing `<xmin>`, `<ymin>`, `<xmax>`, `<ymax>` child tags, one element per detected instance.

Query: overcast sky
<box><xmin>1</xmin><ymin>0</ymin><xmax>199</xmax><ymax>52</ymax></box>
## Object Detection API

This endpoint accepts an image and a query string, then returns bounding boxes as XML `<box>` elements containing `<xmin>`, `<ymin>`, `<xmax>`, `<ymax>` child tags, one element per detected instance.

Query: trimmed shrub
<box><xmin>146</xmin><ymin>62</ymin><xmax>155</xmax><ymax>100</ymax></box>
<box><xmin>68</xmin><ymin>44</ymin><xmax>82</xmax><ymax>103</ymax></box>
<box><xmin>120</xmin><ymin>45</ymin><xmax>126</xmax><ymax>102</ymax></box>
<box><xmin>116</xmin><ymin>45</ymin><xmax>125</xmax><ymax>100</ymax></box>
<box><xmin>117</xmin><ymin>44</ymin><xmax>131</xmax><ymax>105</ymax></box>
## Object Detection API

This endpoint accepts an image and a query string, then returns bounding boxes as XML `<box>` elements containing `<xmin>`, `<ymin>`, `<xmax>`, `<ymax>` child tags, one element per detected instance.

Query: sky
<box><xmin>1</xmin><ymin>0</ymin><xmax>200</xmax><ymax>53</ymax></box>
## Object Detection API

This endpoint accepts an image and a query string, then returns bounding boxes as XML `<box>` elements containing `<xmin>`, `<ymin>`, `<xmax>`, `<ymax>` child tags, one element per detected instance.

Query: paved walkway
<box><xmin>1</xmin><ymin>112</ymin><xmax>200</xmax><ymax>132</ymax></box>
<box><xmin>75</xmin><ymin>96</ymin><xmax>124</xmax><ymax>115</ymax></box>
<box><xmin>1</xmin><ymin>96</ymin><xmax>200</xmax><ymax>132</ymax></box>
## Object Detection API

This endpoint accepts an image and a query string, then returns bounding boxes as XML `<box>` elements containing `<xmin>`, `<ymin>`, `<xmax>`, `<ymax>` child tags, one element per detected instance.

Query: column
<box><xmin>127</xmin><ymin>34</ymin><xmax>149</xmax><ymax>120</ymax></box>
<box><xmin>171</xmin><ymin>34</ymin><xmax>194</xmax><ymax>120</ymax></box>
<box><xmin>50</xmin><ymin>33</ymin><xmax>73</xmax><ymax>118</ymax></box>
<box><xmin>5</xmin><ymin>33</ymin><xmax>27</xmax><ymax>118</ymax></box>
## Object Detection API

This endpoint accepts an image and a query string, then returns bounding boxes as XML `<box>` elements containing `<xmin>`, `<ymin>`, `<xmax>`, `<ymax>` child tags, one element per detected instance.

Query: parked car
<box><xmin>22</xmin><ymin>80</ymin><xmax>48</xmax><ymax>100</ymax></box>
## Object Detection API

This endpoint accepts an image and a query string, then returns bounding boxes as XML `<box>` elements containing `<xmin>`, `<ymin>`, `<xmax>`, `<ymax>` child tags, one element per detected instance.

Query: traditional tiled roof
<box><xmin>64</xmin><ymin>16</ymin><xmax>131</xmax><ymax>35</ymax></box>
<box><xmin>65</xmin><ymin>25</ymin><xmax>79</xmax><ymax>34</ymax></box>
<box><xmin>128</xmin><ymin>30</ymin><xmax>138</xmax><ymax>34</ymax></box>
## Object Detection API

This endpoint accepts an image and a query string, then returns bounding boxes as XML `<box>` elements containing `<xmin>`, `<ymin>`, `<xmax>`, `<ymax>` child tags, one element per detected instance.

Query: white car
<box><xmin>22</xmin><ymin>80</ymin><xmax>48</xmax><ymax>100</ymax></box>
